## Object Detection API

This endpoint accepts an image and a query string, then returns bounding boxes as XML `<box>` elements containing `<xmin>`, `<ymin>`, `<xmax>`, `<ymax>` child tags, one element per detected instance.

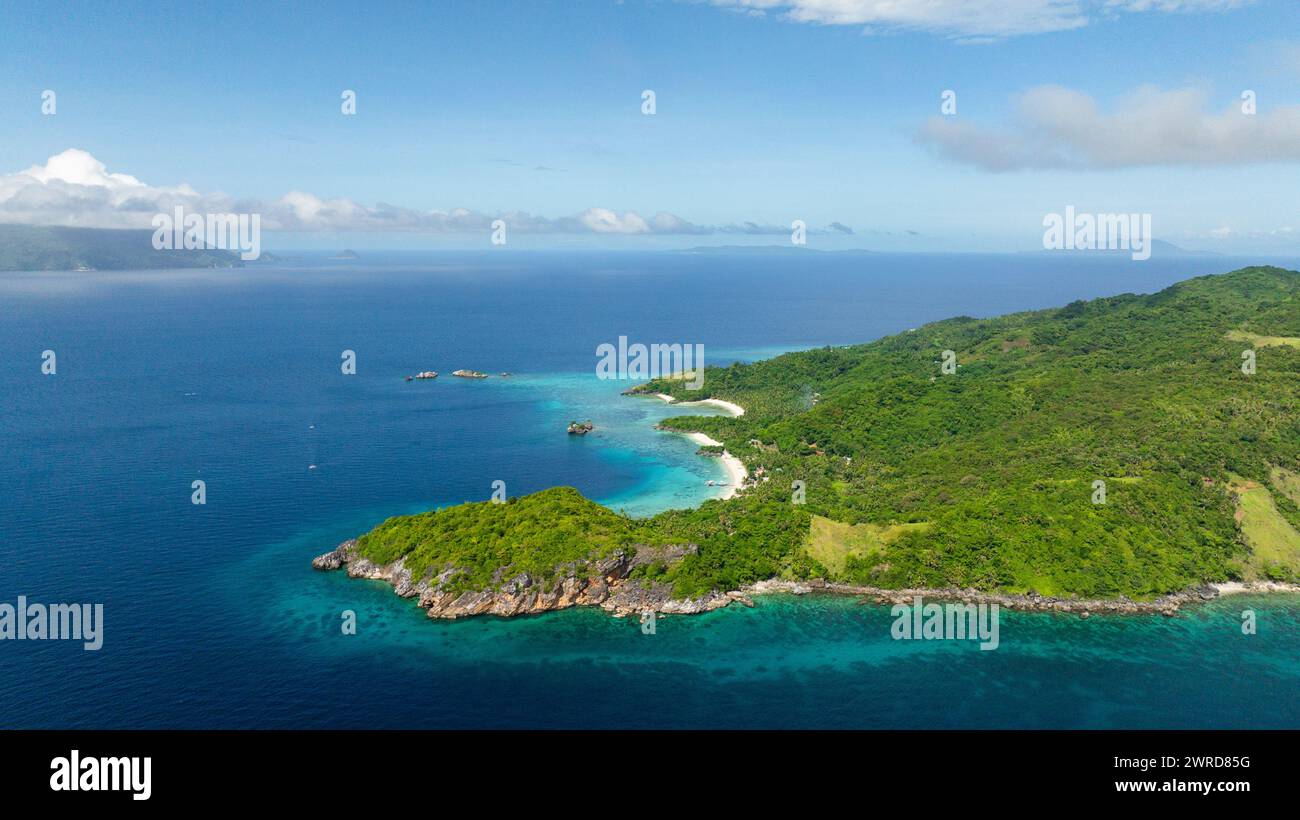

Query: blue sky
<box><xmin>1</xmin><ymin>0</ymin><xmax>1298</xmax><ymax>251</ymax></box>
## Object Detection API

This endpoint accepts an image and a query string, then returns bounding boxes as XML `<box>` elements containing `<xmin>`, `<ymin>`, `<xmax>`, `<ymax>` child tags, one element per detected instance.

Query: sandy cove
<box><xmin>652</xmin><ymin>393</ymin><xmax>748</xmax><ymax>499</ymax></box>
<box><xmin>686</xmin><ymin>432</ymin><xmax>748</xmax><ymax>499</ymax></box>
<box><xmin>654</xmin><ymin>393</ymin><xmax>745</xmax><ymax>416</ymax></box>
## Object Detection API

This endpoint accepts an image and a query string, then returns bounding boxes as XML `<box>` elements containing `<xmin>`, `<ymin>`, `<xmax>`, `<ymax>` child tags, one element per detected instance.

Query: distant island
<box><xmin>315</xmin><ymin>266</ymin><xmax>1300</xmax><ymax>619</ymax></box>
<box><xmin>0</xmin><ymin>225</ymin><xmax>246</xmax><ymax>271</ymax></box>
<box><xmin>331</xmin><ymin>249</ymin><xmax>361</xmax><ymax>260</ymax></box>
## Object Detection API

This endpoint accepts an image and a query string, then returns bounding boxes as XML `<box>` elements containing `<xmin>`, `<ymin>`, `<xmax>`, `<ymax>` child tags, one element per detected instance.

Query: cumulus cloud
<box><xmin>712</xmin><ymin>0</ymin><xmax>1248</xmax><ymax>38</ymax></box>
<box><xmin>0</xmin><ymin>149</ymin><xmax>816</xmax><ymax>236</ymax></box>
<box><xmin>917</xmin><ymin>85</ymin><xmax>1300</xmax><ymax>170</ymax></box>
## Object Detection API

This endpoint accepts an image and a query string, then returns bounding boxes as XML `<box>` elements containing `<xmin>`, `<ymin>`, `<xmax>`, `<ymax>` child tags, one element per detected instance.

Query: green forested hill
<box><xmin>0</xmin><ymin>224</ymin><xmax>243</xmax><ymax>271</ymax></box>
<box><xmin>357</xmin><ymin>266</ymin><xmax>1300</xmax><ymax>601</ymax></box>
<box><xmin>356</xmin><ymin>487</ymin><xmax>651</xmax><ymax>592</ymax></box>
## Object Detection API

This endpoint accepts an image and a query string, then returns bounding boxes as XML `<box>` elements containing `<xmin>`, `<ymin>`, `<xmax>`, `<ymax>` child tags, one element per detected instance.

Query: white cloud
<box><xmin>712</xmin><ymin>0</ymin><xmax>1249</xmax><ymax>38</ymax></box>
<box><xmin>575</xmin><ymin>207</ymin><xmax>650</xmax><ymax>233</ymax></box>
<box><xmin>0</xmin><ymin>149</ymin><xmax>814</xmax><ymax>236</ymax></box>
<box><xmin>1103</xmin><ymin>0</ymin><xmax>1250</xmax><ymax>11</ymax></box>
<box><xmin>0</xmin><ymin>149</ymin><xmax>210</xmax><ymax>226</ymax></box>
<box><xmin>917</xmin><ymin>85</ymin><xmax>1300</xmax><ymax>170</ymax></box>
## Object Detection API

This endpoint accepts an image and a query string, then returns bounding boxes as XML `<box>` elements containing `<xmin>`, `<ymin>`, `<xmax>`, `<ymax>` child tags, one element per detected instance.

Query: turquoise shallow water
<box><xmin>491</xmin><ymin>372</ymin><xmax>736</xmax><ymax>517</ymax></box>
<box><xmin>3</xmin><ymin>252</ymin><xmax>1299</xmax><ymax>728</ymax></box>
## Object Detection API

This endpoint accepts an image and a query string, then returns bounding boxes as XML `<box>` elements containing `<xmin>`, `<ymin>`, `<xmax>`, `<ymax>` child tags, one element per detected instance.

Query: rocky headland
<box><xmin>312</xmin><ymin>540</ymin><xmax>748</xmax><ymax>619</ymax></box>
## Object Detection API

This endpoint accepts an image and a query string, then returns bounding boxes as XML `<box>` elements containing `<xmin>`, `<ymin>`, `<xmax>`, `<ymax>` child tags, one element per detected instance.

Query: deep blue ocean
<box><xmin>2</xmin><ymin>250</ymin><xmax>1298</xmax><ymax>728</ymax></box>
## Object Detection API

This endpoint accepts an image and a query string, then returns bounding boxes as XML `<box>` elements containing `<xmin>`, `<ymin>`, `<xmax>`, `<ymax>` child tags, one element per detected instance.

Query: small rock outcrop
<box><xmin>310</xmin><ymin>539</ymin><xmax>356</xmax><ymax>571</ymax></box>
<box><xmin>567</xmin><ymin>420</ymin><xmax>594</xmax><ymax>435</ymax></box>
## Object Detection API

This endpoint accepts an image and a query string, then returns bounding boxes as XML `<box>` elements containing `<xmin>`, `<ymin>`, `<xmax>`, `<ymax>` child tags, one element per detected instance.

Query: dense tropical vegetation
<box><xmin>356</xmin><ymin>266</ymin><xmax>1300</xmax><ymax>601</ymax></box>
<box><xmin>0</xmin><ymin>225</ymin><xmax>243</xmax><ymax>271</ymax></box>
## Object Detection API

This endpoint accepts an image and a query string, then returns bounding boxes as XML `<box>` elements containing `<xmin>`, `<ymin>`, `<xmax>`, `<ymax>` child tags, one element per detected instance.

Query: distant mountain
<box><xmin>0</xmin><ymin>224</ymin><xmax>244</xmax><ymax>271</ymax></box>
<box><xmin>1148</xmin><ymin>239</ymin><xmax>1221</xmax><ymax>257</ymax></box>
<box><xmin>332</xmin><ymin>249</ymin><xmax>361</xmax><ymax>260</ymax></box>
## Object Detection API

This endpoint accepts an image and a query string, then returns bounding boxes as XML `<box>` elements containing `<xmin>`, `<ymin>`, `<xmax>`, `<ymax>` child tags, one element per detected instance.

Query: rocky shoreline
<box><xmin>312</xmin><ymin>540</ymin><xmax>1298</xmax><ymax>620</ymax></box>
<box><xmin>743</xmin><ymin>579</ymin><xmax>1300</xmax><ymax>617</ymax></box>
<box><xmin>312</xmin><ymin>540</ymin><xmax>751</xmax><ymax>619</ymax></box>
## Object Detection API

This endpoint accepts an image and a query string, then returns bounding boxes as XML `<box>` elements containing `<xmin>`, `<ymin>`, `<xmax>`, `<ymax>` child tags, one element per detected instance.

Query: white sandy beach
<box><xmin>654</xmin><ymin>393</ymin><xmax>745</xmax><ymax>416</ymax></box>
<box><xmin>685</xmin><ymin>433</ymin><xmax>748</xmax><ymax>499</ymax></box>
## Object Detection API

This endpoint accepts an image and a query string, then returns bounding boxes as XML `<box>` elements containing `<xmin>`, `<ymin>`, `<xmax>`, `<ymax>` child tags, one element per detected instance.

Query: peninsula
<box><xmin>315</xmin><ymin>266</ymin><xmax>1300</xmax><ymax>619</ymax></box>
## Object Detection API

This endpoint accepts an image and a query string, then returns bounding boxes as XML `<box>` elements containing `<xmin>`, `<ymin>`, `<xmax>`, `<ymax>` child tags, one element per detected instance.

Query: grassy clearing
<box><xmin>1225</xmin><ymin>329</ymin><xmax>1300</xmax><ymax>349</ymax></box>
<box><xmin>806</xmin><ymin>515</ymin><xmax>930</xmax><ymax>576</ymax></box>
<box><xmin>1226</xmin><ymin>474</ymin><xmax>1300</xmax><ymax>580</ymax></box>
